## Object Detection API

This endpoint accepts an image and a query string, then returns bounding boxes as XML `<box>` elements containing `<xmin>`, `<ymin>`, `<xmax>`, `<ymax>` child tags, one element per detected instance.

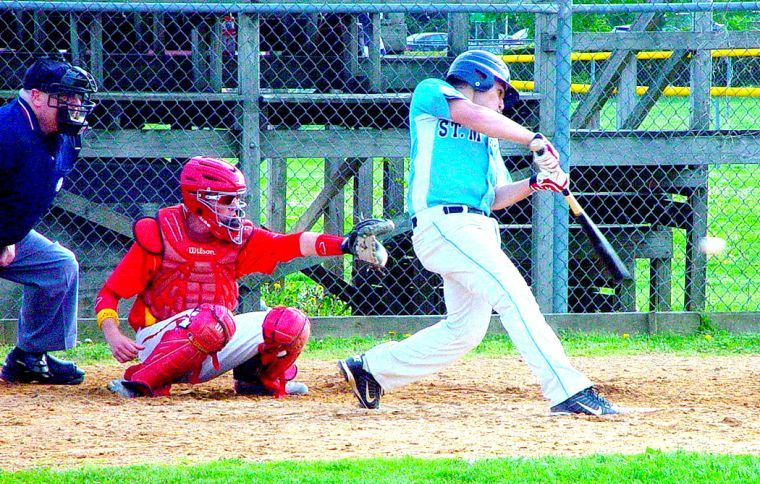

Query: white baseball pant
<box><xmin>364</xmin><ymin>207</ymin><xmax>592</xmax><ymax>405</ymax></box>
<box><xmin>134</xmin><ymin>309</ymin><xmax>267</xmax><ymax>383</ymax></box>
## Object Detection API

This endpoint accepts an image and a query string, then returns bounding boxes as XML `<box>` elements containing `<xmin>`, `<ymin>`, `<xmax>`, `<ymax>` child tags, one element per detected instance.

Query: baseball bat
<box><xmin>531</xmin><ymin>141</ymin><xmax>632</xmax><ymax>283</ymax></box>
<box><xmin>561</xmin><ymin>189</ymin><xmax>632</xmax><ymax>283</ymax></box>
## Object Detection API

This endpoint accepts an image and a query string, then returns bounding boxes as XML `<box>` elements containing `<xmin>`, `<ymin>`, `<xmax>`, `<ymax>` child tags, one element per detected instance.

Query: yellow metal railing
<box><xmin>508</xmin><ymin>47</ymin><xmax>760</xmax><ymax>98</ymax></box>
<box><xmin>510</xmin><ymin>80</ymin><xmax>760</xmax><ymax>97</ymax></box>
<box><xmin>502</xmin><ymin>48</ymin><xmax>760</xmax><ymax>63</ymax></box>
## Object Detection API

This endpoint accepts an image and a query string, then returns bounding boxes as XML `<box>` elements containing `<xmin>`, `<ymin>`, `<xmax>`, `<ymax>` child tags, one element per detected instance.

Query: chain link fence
<box><xmin>0</xmin><ymin>2</ymin><xmax>757</xmax><ymax>326</ymax></box>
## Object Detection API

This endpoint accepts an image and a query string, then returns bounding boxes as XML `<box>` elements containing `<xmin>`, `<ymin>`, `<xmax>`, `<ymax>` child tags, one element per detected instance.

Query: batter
<box><xmin>338</xmin><ymin>50</ymin><xmax>621</xmax><ymax>416</ymax></box>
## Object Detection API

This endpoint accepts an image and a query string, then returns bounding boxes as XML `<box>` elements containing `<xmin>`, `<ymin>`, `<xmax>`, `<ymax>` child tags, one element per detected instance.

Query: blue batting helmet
<box><xmin>446</xmin><ymin>50</ymin><xmax>520</xmax><ymax>108</ymax></box>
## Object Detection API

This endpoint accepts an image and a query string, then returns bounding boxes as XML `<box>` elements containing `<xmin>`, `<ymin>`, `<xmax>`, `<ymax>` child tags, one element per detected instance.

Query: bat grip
<box><xmin>528</xmin><ymin>135</ymin><xmax>546</xmax><ymax>156</ymax></box>
<box><xmin>563</xmin><ymin>189</ymin><xmax>584</xmax><ymax>217</ymax></box>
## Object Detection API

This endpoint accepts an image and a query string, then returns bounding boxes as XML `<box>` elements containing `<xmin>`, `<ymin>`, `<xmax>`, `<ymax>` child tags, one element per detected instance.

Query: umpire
<box><xmin>0</xmin><ymin>57</ymin><xmax>97</xmax><ymax>385</ymax></box>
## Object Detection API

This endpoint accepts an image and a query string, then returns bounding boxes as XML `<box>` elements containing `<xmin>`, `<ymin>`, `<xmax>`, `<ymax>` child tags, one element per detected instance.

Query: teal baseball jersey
<box><xmin>406</xmin><ymin>78</ymin><xmax>511</xmax><ymax>217</ymax></box>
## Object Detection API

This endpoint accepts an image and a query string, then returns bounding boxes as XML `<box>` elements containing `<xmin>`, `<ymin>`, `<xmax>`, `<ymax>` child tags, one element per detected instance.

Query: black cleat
<box><xmin>550</xmin><ymin>387</ymin><xmax>619</xmax><ymax>416</ymax></box>
<box><xmin>338</xmin><ymin>355</ymin><xmax>383</xmax><ymax>409</ymax></box>
<box><xmin>1</xmin><ymin>347</ymin><xmax>84</xmax><ymax>385</ymax></box>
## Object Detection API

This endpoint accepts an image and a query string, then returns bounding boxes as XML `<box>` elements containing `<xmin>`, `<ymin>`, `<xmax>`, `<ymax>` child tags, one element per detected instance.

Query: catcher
<box><xmin>97</xmin><ymin>156</ymin><xmax>393</xmax><ymax>398</ymax></box>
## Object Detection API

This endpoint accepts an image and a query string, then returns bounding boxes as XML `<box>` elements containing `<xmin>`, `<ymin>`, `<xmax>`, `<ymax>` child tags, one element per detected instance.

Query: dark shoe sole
<box><xmin>551</xmin><ymin>406</ymin><xmax>659</xmax><ymax>416</ymax></box>
<box><xmin>107</xmin><ymin>379</ymin><xmax>143</xmax><ymax>398</ymax></box>
<box><xmin>337</xmin><ymin>360</ymin><xmax>360</xmax><ymax>403</ymax></box>
<box><xmin>338</xmin><ymin>360</ymin><xmax>378</xmax><ymax>409</ymax></box>
<box><xmin>1</xmin><ymin>366</ymin><xmax>84</xmax><ymax>385</ymax></box>
<box><xmin>235</xmin><ymin>380</ymin><xmax>309</xmax><ymax>396</ymax></box>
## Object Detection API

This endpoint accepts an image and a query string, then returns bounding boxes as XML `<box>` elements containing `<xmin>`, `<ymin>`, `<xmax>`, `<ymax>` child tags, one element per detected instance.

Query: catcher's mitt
<box><xmin>341</xmin><ymin>218</ymin><xmax>395</xmax><ymax>268</ymax></box>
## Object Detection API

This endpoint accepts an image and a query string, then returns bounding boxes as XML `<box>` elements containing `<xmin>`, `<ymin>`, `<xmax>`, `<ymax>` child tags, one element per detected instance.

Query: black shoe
<box><xmin>550</xmin><ymin>387</ymin><xmax>619</xmax><ymax>416</ymax></box>
<box><xmin>338</xmin><ymin>355</ymin><xmax>383</xmax><ymax>409</ymax></box>
<box><xmin>234</xmin><ymin>379</ymin><xmax>309</xmax><ymax>396</ymax></box>
<box><xmin>1</xmin><ymin>347</ymin><xmax>84</xmax><ymax>385</ymax></box>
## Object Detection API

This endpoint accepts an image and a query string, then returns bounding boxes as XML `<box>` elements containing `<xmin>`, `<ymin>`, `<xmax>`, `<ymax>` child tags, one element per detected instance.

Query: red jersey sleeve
<box><xmin>236</xmin><ymin>228</ymin><xmax>304</xmax><ymax>277</ymax></box>
<box><xmin>94</xmin><ymin>243</ymin><xmax>162</xmax><ymax>314</ymax></box>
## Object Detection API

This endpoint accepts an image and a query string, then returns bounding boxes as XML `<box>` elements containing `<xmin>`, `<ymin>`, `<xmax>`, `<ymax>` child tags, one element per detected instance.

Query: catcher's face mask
<box><xmin>196</xmin><ymin>189</ymin><xmax>247</xmax><ymax>244</ymax></box>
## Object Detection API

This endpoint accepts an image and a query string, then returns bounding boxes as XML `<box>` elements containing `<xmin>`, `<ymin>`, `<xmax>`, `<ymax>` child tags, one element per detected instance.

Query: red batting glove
<box><xmin>530</xmin><ymin>169</ymin><xmax>569</xmax><ymax>193</ymax></box>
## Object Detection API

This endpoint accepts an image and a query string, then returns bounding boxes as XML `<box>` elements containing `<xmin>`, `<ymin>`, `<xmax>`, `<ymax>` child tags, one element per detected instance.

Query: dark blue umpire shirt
<box><xmin>0</xmin><ymin>97</ymin><xmax>80</xmax><ymax>247</ymax></box>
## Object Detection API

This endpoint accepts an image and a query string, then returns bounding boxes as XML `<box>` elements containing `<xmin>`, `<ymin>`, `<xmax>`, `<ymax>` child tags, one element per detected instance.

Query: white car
<box><xmin>406</xmin><ymin>32</ymin><xmax>448</xmax><ymax>52</ymax></box>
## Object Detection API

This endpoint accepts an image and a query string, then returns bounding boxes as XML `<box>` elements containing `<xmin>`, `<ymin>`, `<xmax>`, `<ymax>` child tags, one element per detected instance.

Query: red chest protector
<box><xmin>136</xmin><ymin>205</ymin><xmax>253</xmax><ymax>324</ymax></box>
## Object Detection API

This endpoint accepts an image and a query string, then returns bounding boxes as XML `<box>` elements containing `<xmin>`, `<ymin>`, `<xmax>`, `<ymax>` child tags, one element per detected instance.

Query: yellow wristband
<box><xmin>96</xmin><ymin>308</ymin><xmax>119</xmax><ymax>329</ymax></box>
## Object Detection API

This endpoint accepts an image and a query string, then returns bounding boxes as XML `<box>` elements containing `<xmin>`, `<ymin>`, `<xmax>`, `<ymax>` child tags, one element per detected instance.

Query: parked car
<box><xmin>406</xmin><ymin>32</ymin><xmax>448</xmax><ymax>52</ymax></box>
<box><xmin>612</xmin><ymin>19</ymin><xmax>724</xmax><ymax>33</ymax></box>
<box><xmin>468</xmin><ymin>29</ymin><xmax>530</xmax><ymax>54</ymax></box>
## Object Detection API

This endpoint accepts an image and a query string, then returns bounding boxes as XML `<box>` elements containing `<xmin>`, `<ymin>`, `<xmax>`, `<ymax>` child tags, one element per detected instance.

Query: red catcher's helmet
<box><xmin>261</xmin><ymin>306</ymin><xmax>311</xmax><ymax>350</ymax></box>
<box><xmin>180</xmin><ymin>156</ymin><xmax>247</xmax><ymax>244</ymax></box>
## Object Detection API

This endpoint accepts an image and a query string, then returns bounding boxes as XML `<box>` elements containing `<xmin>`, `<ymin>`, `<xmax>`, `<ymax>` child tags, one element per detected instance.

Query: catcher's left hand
<box><xmin>341</xmin><ymin>218</ymin><xmax>395</xmax><ymax>268</ymax></box>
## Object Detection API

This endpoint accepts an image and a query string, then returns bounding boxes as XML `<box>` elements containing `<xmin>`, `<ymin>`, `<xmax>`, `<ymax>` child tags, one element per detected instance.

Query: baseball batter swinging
<box><xmin>97</xmin><ymin>156</ymin><xmax>392</xmax><ymax>398</ymax></box>
<box><xmin>339</xmin><ymin>50</ymin><xmax>621</xmax><ymax>415</ymax></box>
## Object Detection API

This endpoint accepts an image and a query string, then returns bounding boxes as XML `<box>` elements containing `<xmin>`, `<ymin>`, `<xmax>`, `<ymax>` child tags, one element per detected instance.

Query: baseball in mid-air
<box><xmin>698</xmin><ymin>236</ymin><xmax>727</xmax><ymax>256</ymax></box>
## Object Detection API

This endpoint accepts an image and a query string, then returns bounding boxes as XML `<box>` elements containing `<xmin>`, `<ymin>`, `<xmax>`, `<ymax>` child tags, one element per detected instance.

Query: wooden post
<box><xmin>615</xmin><ymin>57</ymin><xmax>638</xmax><ymax>309</ymax></box>
<box><xmin>617</xmin><ymin>57</ymin><xmax>637</xmax><ymax>129</ymax></box>
<box><xmin>266</xmin><ymin>158</ymin><xmax>287</xmax><ymax>232</ymax></box>
<box><xmin>210</xmin><ymin>18</ymin><xmax>224</xmax><ymax>92</ymax></box>
<box><xmin>552</xmin><ymin>0</ymin><xmax>573</xmax><ymax>313</ymax></box>
<box><xmin>383</xmin><ymin>158</ymin><xmax>404</xmax><ymax>219</ymax></box>
<box><xmin>619</xmin><ymin>254</ymin><xmax>637</xmax><ymax>312</ymax></box>
<box><xmin>352</xmin><ymin>157</ymin><xmax>374</xmax><ymax>286</ymax></box>
<box><xmin>448</xmin><ymin>13</ymin><xmax>469</xmax><ymax>56</ymax></box>
<box><xmin>69</xmin><ymin>13</ymin><xmax>81</xmax><ymax>66</ymax></box>
<box><xmin>151</xmin><ymin>13</ymin><xmax>165</xmax><ymax>54</ymax></box>
<box><xmin>33</xmin><ymin>11</ymin><xmax>45</xmax><ymax>52</ymax></box>
<box><xmin>531</xmin><ymin>11</ymin><xmax>556</xmax><ymax>312</ymax></box>
<box><xmin>89</xmin><ymin>14</ymin><xmax>104</xmax><ymax>87</ymax></box>
<box><xmin>650</xmin><ymin>244</ymin><xmax>673</xmax><ymax>312</ymax></box>
<box><xmin>238</xmin><ymin>13</ymin><xmax>260</xmax><ymax>217</ymax></box>
<box><xmin>325</xmin><ymin>149</ymin><xmax>346</xmax><ymax>275</ymax></box>
<box><xmin>588</xmin><ymin>59</ymin><xmax>601</xmax><ymax>129</ymax></box>
<box><xmin>347</xmin><ymin>15</ymin><xmax>360</xmax><ymax>77</ymax></box>
<box><xmin>304</xmin><ymin>13</ymin><xmax>319</xmax><ymax>41</ymax></box>
<box><xmin>685</xmin><ymin>7</ymin><xmax>713</xmax><ymax>311</ymax></box>
<box><xmin>690</xmin><ymin>11</ymin><xmax>713</xmax><ymax>131</ymax></box>
<box><xmin>237</xmin><ymin>13</ymin><xmax>263</xmax><ymax>312</ymax></box>
<box><xmin>686</xmin><ymin>181</ymin><xmax>709</xmax><ymax>311</ymax></box>
<box><xmin>354</xmin><ymin>158</ymin><xmax>374</xmax><ymax>223</ymax></box>
<box><xmin>368</xmin><ymin>13</ymin><xmax>382</xmax><ymax>93</ymax></box>
<box><xmin>13</xmin><ymin>12</ymin><xmax>24</xmax><ymax>50</ymax></box>
<box><xmin>133</xmin><ymin>13</ymin><xmax>146</xmax><ymax>51</ymax></box>
<box><xmin>191</xmin><ymin>27</ymin><xmax>205</xmax><ymax>91</ymax></box>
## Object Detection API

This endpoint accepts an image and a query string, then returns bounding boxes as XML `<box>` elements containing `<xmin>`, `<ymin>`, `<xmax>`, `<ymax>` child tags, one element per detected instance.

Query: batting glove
<box><xmin>530</xmin><ymin>169</ymin><xmax>569</xmax><ymax>193</ymax></box>
<box><xmin>529</xmin><ymin>133</ymin><xmax>560</xmax><ymax>173</ymax></box>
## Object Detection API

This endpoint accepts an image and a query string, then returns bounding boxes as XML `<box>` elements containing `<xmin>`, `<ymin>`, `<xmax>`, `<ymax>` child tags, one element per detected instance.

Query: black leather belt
<box><xmin>411</xmin><ymin>205</ymin><xmax>486</xmax><ymax>228</ymax></box>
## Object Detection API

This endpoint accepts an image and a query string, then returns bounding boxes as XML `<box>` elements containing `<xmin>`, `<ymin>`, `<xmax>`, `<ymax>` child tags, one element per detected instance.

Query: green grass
<box><xmin>305</xmin><ymin>330</ymin><xmax>760</xmax><ymax>359</ymax></box>
<box><xmin>1</xmin><ymin>451</ymin><xmax>758</xmax><ymax>482</ymax></box>
<box><xmin>570</xmin><ymin>95</ymin><xmax>760</xmax><ymax>131</ymax></box>
<box><xmin>3</xmin><ymin>330</ymin><xmax>757</xmax><ymax>366</ymax></box>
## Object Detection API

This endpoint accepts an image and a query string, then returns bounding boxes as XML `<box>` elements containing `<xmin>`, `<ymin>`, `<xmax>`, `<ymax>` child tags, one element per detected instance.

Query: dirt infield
<box><xmin>1</xmin><ymin>355</ymin><xmax>758</xmax><ymax>470</ymax></box>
